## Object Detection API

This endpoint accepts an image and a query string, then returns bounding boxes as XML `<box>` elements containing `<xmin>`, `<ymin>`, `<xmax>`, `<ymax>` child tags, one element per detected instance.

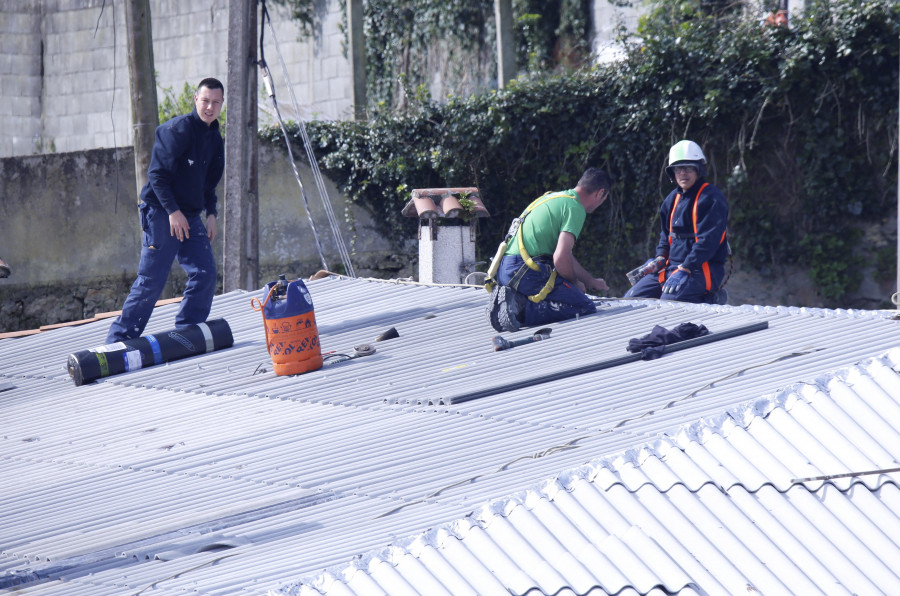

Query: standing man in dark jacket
<box><xmin>106</xmin><ymin>78</ymin><xmax>225</xmax><ymax>342</ymax></box>
<box><xmin>626</xmin><ymin>140</ymin><xmax>729</xmax><ymax>303</ymax></box>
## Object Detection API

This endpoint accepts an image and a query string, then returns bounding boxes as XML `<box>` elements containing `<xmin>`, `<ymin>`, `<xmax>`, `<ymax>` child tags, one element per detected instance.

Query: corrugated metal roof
<box><xmin>2</xmin><ymin>276</ymin><xmax>900</xmax><ymax>595</ymax></box>
<box><xmin>289</xmin><ymin>350</ymin><xmax>900</xmax><ymax>595</ymax></box>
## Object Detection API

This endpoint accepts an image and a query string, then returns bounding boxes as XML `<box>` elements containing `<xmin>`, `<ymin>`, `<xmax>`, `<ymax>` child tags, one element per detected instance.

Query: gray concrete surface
<box><xmin>0</xmin><ymin>0</ymin><xmax>353</xmax><ymax>158</ymax></box>
<box><xmin>1</xmin><ymin>0</ymin><xmax>665</xmax><ymax>159</ymax></box>
<box><xmin>0</xmin><ymin>141</ymin><xmax>400</xmax><ymax>332</ymax></box>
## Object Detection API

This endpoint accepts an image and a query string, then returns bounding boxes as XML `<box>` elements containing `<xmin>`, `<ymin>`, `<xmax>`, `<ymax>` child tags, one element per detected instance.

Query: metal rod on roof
<box><xmin>442</xmin><ymin>321</ymin><xmax>769</xmax><ymax>405</ymax></box>
<box><xmin>792</xmin><ymin>466</ymin><xmax>900</xmax><ymax>484</ymax></box>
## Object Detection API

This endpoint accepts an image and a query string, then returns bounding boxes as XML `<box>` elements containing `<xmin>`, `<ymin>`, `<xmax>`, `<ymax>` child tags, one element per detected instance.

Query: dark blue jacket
<box><xmin>140</xmin><ymin>109</ymin><xmax>224</xmax><ymax>218</ymax></box>
<box><xmin>655</xmin><ymin>178</ymin><xmax>729</xmax><ymax>287</ymax></box>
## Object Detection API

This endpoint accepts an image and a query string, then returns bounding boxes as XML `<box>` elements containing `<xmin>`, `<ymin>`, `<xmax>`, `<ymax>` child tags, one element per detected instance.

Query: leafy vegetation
<box><xmin>265</xmin><ymin>0</ymin><xmax>899</xmax><ymax>306</ymax></box>
<box><xmin>268</xmin><ymin>0</ymin><xmax>592</xmax><ymax>111</ymax></box>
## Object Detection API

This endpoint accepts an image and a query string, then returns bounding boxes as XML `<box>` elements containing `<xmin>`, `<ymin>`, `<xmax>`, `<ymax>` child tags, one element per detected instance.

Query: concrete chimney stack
<box><xmin>401</xmin><ymin>188</ymin><xmax>490</xmax><ymax>284</ymax></box>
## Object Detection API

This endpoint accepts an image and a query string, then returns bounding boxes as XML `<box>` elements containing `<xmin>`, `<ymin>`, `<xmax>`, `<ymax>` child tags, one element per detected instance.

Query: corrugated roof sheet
<box><xmin>289</xmin><ymin>350</ymin><xmax>900</xmax><ymax>595</ymax></box>
<box><xmin>2</xmin><ymin>276</ymin><xmax>900</xmax><ymax>595</ymax></box>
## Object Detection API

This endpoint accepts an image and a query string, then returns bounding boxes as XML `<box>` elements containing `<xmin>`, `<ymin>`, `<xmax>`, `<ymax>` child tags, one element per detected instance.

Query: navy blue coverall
<box><xmin>626</xmin><ymin>179</ymin><xmax>729</xmax><ymax>303</ymax></box>
<box><xmin>106</xmin><ymin>110</ymin><xmax>224</xmax><ymax>343</ymax></box>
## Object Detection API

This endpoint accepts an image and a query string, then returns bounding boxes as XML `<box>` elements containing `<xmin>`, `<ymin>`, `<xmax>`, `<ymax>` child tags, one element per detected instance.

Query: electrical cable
<box><xmin>264</xmin><ymin>20</ymin><xmax>356</xmax><ymax>278</ymax></box>
<box><xmin>258</xmin><ymin>0</ymin><xmax>330</xmax><ymax>273</ymax></box>
<box><xmin>259</xmin><ymin>0</ymin><xmax>356</xmax><ymax>277</ymax></box>
<box><xmin>262</xmin><ymin>3</ymin><xmax>355</xmax><ymax>277</ymax></box>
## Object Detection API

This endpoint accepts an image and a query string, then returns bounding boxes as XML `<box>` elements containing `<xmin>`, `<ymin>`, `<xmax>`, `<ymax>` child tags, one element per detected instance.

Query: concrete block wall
<box><xmin>0</xmin><ymin>0</ymin><xmax>352</xmax><ymax>159</ymax></box>
<box><xmin>1</xmin><ymin>2</ymin><xmax>43</xmax><ymax>156</ymax></box>
<box><xmin>0</xmin><ymin>142</ymin><xmax>397</xmax><ymax>331</ymax></box>
<box><xmin>1</xmin><ymin>1</ymin><xmax>808</xmax><ymax>159</ymax></box>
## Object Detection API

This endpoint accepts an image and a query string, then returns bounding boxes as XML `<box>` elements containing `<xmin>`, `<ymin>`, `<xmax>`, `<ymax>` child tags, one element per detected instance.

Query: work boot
<box><xmin>495</xmin><ymin>285</ymin><xmax>523</xmax><ymax>332</ymax></box>
<box><xmin>487</xmin><ymin>284</ymin><xmax>503</xmax><ymax>331</ymax></box>
<box><xmin>0</xmin><ymin>258</ymin><xmax>9</xmax><ymax>278</ymax></box>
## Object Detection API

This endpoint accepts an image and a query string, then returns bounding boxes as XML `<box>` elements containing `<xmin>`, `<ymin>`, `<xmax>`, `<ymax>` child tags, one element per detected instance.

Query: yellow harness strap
<box><xmin>517</xmin><ymin>193</ymin><xmax>562</xmax><ymax>268</ymax></box>
<box><xmin>485</xmin><ymin>191</ymin><xmax>571</xmax><ymax>302</ymax></box>
<box><xmin>515</xmin><ymin>192</ymin><xmax>570</xmax><ymax>302</ymax></box>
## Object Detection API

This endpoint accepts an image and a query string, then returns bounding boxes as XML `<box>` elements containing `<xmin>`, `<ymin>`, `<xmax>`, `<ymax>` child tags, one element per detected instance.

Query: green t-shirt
<box><xmin>504</xmin><ymin>189</ymin><xmax>586</xmax><ymax>258</ymax></box>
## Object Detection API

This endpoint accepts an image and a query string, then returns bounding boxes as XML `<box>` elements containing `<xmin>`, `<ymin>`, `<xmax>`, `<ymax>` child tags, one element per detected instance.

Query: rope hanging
<box><xmin>258</xmin><ymin>0</ymin><xmax>356</xmax><ymax>277</ymax></box>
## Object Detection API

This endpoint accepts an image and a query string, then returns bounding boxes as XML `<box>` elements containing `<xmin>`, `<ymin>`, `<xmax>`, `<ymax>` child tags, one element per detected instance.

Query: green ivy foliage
<box><xmin>267</xmin><ymin>0</ymin><xmax>593</xmax><ymax>110</ymax></box>
<box><xmin>158</xmin><ymin>82</ymin><xmax>196</xmax><ymax>124</ymax></box>
<box><xmin>360</xmin><ymin>0</ymin><xmax>495</xmax><ymax>113</ymax></box>
<box><xmin>514</xmin><ymin>0</ymin><xmax>592</xmax><ymax>72</ymax></box>
<box><xmin>269</xmin><ymin>0</ymin><xmax>898</xmax><ymax>306</ymax></box>
<box><xmin>265</xmin><ymin>0</ymin><xmax>317</xmax><ymax>36</ymax></box>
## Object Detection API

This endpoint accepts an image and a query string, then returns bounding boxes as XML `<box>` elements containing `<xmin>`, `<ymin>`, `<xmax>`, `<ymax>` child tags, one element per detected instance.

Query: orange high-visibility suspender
<box><xmin>691</xmin><ymin>184</ymin><xmax>714</xmax><ymax>290</ymax></box>
<box><xmin>659</xmin><ymin>183</ymin><xmax>723</xmax><ymax>290</ymax></box>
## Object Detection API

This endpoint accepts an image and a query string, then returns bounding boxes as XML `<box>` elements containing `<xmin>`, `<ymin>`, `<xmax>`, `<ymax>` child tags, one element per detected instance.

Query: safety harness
<box><xmin>484</xmin><ymin>191</ymin><xmax>571</xmax><ymax>303</ymax></box>
<box><xmin>658</xmin><ymin>182</ymin><xmax>732</xmax><ymax>292</ymax></box>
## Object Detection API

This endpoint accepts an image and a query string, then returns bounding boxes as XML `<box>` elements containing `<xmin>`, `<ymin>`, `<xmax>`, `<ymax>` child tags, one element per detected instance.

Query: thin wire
<box><xmin>261</xmin><ymin>3</ymin><xmax>355</xmax><ymax>277</ymax></box>
<box><xmin>95</xmin><ymin>0</ymin><xmax>121</xmax><ymax>214</ymax></box>
<box><xmin>258</xmin><ymin>2</ymin><xmax>329</xmax><ymax>272</ymax></box>
<box><xmin>263</xmin><ymin>6</ymin><xmax>354</xmax><ymax>276</ymax></box>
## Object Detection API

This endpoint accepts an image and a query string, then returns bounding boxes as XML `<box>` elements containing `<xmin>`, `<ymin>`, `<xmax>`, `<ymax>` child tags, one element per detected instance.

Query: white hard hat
<box><xmin>665</xmin><ymin>140</ymin><xmax>707</xmax><ymax>180</ymax></box>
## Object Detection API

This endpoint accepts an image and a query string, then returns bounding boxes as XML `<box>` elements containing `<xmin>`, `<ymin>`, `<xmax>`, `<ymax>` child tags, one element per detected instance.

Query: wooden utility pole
<box><xmin>124</xmin><ymin>0</ymin><xmax>158</xmax><ymax>199</ymax></box>
<box><xmin>347</xmin><ymin>0</ymin><xmax>366</xmax><ymax>120</ymax></box>
<box><xmin>224</xmin><ymin>0</ymin><xmax>259</xmax><ymax>291</ymax></box>
<box><xmin>494</xmin><ymin>0</ymin><xmax>517</xmax><ymax>88</ymax></box>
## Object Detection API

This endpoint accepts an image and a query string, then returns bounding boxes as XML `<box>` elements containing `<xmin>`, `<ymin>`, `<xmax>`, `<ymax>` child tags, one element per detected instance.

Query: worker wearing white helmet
<box><xmin>625</xmin><ymin>140</ymin><xmax>730</xmax><ymax>304</ymax></box>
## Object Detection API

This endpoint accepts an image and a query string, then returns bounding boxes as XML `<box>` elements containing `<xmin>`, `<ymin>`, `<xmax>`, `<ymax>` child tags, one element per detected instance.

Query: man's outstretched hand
<box><xmin>588</xmin><ymin>278</ymin><xmax>609</xmax><ymax>293</ymax></box>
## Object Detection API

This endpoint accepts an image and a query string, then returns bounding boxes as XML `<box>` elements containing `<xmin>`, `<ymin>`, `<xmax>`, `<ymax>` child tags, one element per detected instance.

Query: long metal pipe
<box><xmin>445</xmin><ymin>321</ymin><xmax>770</xmax><ymax>405</ymax></box>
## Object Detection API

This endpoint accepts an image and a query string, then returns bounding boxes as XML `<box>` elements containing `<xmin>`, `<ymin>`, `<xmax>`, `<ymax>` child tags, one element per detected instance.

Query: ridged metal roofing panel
<box><xmin>3</xmin><ymin>277</ymin><xmax>900</xmax><ymax>594</ymax></box>
<box><xmin>288</xmin><ymin>348</ymin><xmax>900</xmax><ymax>595</ymax></box>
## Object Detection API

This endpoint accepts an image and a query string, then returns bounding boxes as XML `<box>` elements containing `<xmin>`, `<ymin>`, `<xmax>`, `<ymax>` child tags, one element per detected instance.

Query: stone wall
<box><xmin>1</xmin><ymin>1</ymin><xmax>811</xmax><ymax>159</ymax></box>
<box><xmin>0</xmin><ymin>0</ymin><xmax>676</xmax><ymax>159</ymax></box>
<box><xmin>0</xmin><ymin>0</ymin><xmax>352</xmax><ymax>158</ymax></box>
<box><xmin>0</xmin><ymin>143</ymin><xmax>402</xmax><ymax>333</ymax></box>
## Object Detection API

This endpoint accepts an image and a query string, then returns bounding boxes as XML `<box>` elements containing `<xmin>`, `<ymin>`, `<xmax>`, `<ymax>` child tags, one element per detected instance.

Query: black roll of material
<box><xmin>67</xmin><ymin>319</ymin><xmax>234</xmax><ymax>386</ymax></box>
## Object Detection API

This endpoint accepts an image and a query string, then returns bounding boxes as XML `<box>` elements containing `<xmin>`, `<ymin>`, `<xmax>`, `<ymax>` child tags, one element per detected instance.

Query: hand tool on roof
<box><xmin>491</xmin><ymin>327</ymin><xmax>552</xmax><ymax>351</ymax></box>
<box><xmin>320</xmin><ymin>325</ymin><xmax>396</xmax><ymax>366</ymax></box>
<box><xmin>626</xmin><ymin>256</ymin><xmax>665</xmax><ymax>286</ymax></box>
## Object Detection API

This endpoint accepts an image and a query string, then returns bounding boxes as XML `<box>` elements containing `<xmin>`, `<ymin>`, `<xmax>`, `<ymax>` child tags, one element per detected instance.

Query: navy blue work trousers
<box><xmin>106</xmin><ymin>203</ymin><xmax>216</xmax><ymax>343</ymax></box>
<box><xmin>498</xmin><ymin>255</ymin><xmax>596</xmax><ymax>327</ymax></box>
<box><xmin>625</xmin><ymin>264</ymin><xmax>721</xmax><ymax>304</ymax></box>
